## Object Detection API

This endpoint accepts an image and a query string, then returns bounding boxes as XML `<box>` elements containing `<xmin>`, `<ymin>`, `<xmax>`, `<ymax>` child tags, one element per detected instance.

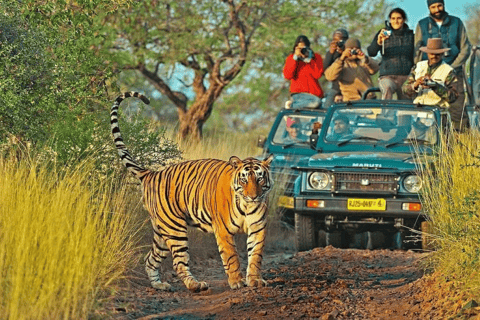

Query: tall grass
<box><xmin>173</xmin><ymin>128</ymin><xmax>263</xmax><ymax>161</ymax></box>
<box><xmin>420</xmin><ymin>130</ymin><xmax>480</xmax><ymax>296</ymax></box>
<box><xmin>0</xmin><ymin>152</ymin><xmax>139</xmax><ymax>320</ymax></box>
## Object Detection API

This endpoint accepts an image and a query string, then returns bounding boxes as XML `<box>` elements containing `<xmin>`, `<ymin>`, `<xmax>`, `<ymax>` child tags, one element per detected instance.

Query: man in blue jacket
<box><xmin>414</xmin><ymin>0</ymin><xmax>471</xmax><ymax>131</ymax></box>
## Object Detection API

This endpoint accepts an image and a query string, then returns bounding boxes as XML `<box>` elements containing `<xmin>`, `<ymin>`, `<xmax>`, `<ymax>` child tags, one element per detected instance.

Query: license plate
<box><xmin>347</xmin><ymin>198</ymin><xmax>386</xmax><ymax>211</ymax></box>
<box><xmin>278</xmin><ymin>196</ymin><xmax>294</xmax><ymax>209</ymax></box>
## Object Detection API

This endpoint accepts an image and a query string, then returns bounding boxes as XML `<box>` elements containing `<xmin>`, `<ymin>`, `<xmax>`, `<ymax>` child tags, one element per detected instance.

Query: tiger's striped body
<box><xmin>110</xmin><ymin>92</ymin><xmax>274</xmax><ymax>292</ymax></box>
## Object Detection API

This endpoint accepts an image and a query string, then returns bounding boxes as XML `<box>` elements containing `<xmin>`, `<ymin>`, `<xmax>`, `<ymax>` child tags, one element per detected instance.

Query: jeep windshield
<box><xmin>272</xmin><ymin>113</ymin><xmax>325</xmax><ymax>147</ymax></box>
<box><xmin>323</xmin><ymin>106</ymin><xmax>438</xmax><ymax>148</ymax></box>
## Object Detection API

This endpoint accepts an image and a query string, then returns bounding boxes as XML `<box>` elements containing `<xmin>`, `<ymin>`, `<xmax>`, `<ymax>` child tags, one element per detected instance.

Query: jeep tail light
<box><xmin>307</xmin><ymin>200</ymin><xmax>325</xmax><ymax>208</ymax></box>
<box><xmin>402</xmin><ymin>203</ymin><xmax>421</xmax><ymax>211</ymax></box>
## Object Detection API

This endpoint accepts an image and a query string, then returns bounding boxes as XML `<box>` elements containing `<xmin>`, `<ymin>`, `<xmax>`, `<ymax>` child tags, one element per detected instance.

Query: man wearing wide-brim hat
<box><xmin>414</xmin><ymin>0</ymin><xmax>471</xmax><ymax>130</ymax></box>
<box><xmin>402</xmin><ymin>38</ymin><xmax>459</xmax><ymax>108</ymax></box>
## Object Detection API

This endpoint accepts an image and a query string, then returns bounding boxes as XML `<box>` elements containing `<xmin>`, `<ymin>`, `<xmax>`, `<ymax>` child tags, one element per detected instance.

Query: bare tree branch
<box><xmin>132</xmin><ymin>62</ymin><xmax>188</xmax><ymax>112</ymax></box>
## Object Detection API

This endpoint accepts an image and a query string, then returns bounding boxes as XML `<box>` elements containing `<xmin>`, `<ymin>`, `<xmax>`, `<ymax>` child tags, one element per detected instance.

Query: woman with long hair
<box><xmin>367</xmin><ymin>8</ymin><xmax>414</xmax><ymax>100</ymax></box>
<box><xmin>283</xmin><ymin>35</ymin><xmax>324</xmax><ymax>108</ymax></box>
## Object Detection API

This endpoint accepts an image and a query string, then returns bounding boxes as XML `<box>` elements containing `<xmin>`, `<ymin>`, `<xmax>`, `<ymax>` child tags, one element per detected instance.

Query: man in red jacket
<box><xmin>283</xmin><ymin>35</ymin><xmax>324</xmax><ymax>108</ymax></box>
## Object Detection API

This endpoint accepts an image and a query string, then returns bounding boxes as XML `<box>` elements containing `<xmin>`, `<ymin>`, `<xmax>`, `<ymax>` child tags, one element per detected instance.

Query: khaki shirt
<box><xmin>324</xmin><ymin>56</ymin><xmax>379</xmax><ymax>101</ymax></box>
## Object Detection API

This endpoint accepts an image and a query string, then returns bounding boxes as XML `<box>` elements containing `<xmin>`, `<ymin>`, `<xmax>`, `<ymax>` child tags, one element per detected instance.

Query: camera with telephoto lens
<box><xmin>423</xmin><ymin>78</ymin><xmax>437</xmax><ymax>87</ymax></box>
<box><xmin>350</xmin><ymin>49</ymin><xmax>358</xmax><ymax>55</ymax></box>
<box><xmin>383</xmin><ymin>30</ymin><xmax>392</xmax><ymax>36</ymax></box>
<box><xmin>336</xmin><ymin>40</ymin><xmax>345</xmax><ymax>49</ymax></box>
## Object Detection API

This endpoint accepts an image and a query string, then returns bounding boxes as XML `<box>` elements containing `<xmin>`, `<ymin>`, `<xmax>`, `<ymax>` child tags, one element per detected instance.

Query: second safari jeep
<box><xmin>257</xmin><ymin>107</ymin><xmax>327</xmax><ymax>224</ymax></box>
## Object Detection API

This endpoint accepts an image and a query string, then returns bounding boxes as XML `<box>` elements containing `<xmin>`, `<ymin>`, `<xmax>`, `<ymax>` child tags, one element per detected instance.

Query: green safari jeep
<box><xmin>292</xmin><ymin>99</ymin><xmax>448</xmax><ymax>251</ymax></box>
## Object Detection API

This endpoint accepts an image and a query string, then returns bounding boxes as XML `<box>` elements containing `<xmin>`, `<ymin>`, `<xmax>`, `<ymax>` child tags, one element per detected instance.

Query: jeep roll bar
<box><xmin>468</xmin><ymin>46</ymin><xmax>480</xmax><ymax>105</ymax></box>
<box><xmin>361</xmin><ymin>87</ymin><xmax>381</xmax><ymax>100</ymax></box>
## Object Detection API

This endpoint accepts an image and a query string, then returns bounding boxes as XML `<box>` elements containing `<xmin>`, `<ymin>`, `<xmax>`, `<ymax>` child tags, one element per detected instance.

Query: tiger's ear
<box><xmin>263</xmin><ymin>154</ymin><xmax>274</xmax><ymax>167</ymax></box>
<box><xmin>229</xmin><ymin>156</ymin><xmax>243</xmax><ymax>169</ymax></box>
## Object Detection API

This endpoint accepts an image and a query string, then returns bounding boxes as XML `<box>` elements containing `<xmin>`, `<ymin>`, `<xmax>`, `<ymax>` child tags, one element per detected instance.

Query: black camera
<box><xmin>423</xmin><ymin>79</ymin><xmax>437</xmax><ymax>87</ymax></box>
<box><xmin>301</xmin><ymin>47</ymin><xmax>313</xmax><ymax>56</ymax></box>
<box><xmin>350</xmin><ymin>49</ymin><xmax>358</xmax><ymax>55</ymax></box>
<box><xmin>336</xmin><ymin>40</ymin><xmax>345</xmax><ymax>49</ymax></box>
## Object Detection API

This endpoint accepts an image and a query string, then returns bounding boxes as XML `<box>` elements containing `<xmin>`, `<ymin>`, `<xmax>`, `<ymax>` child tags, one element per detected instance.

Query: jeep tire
<box><xmin>366</xmin><ymin>231</ymin><xmax>385</xmax><ymax>250</ymax></box>
<box><xmin>295</xmin><ymin>213</ymin><xmax>316</xmax><ymax>251</ymax></box>
<box><xmin>318</xmin><ymin>229</ymin><xmax>327</xmax><ymax>247</ymax></box>
<box><xmin>325</xmin><ymin>231</ymin><xmax>348</xmax><ymax>248</ymax></box>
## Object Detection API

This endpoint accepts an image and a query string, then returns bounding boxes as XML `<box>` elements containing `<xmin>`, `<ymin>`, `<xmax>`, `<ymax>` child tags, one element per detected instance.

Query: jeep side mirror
<box><xmin>309</xmin><ymin>134</ymin><xmax>318</xmax><ymax>150</ymax></box>
<box><xmin>257</xmin><ymin>136</ymin><xmax>266</xmax><ymax>148</ymax></box>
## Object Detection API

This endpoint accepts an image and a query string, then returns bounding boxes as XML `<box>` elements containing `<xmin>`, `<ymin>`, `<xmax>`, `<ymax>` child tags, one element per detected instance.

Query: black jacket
<box><xmin>367</xmin><ymin>25</ymin><xmax>414</xmax><ymax>77</ymax></box>
<box><xmin>415</xmin><ymin>13</ymin><xmax>471</xmax><ymax>69</ymax></box>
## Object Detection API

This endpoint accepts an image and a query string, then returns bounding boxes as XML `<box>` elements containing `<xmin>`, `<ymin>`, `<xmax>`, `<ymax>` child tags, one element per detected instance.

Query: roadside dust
<box><xmin>98</xmin><ymin>230</ymin><xmax>480</xmax><ymax>320</ymax></box>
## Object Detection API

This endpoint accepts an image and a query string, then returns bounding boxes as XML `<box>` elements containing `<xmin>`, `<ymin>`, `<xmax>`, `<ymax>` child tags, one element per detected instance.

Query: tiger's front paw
<box><xmin>187</xmin><ymin>281</ymin><xmax>209</xmax><ymax>293</ymax></box>
<box><xmin>246</xmin><ymin>275</ymin><xmax>267</xmax><ymax>287</ymax></box>
<box><xmin>228</xmin><ymin>274</ymin><xmax>246</xmax><ymax>289</ymax></box>
<box><xmin>151</xmin><ymin>281</ymin><xmax>173</xmax><ymax>291</ymax></box>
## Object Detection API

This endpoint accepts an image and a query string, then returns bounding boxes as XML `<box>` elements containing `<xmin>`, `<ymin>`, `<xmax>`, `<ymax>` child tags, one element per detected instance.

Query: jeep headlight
<box><xmin>308</xmin><ymin>172</ymin><xmax>332</xmax><ymax>190</ymax></box>
<box><xmin>403</xmin><ymin>175</ymin><xmax>422</xmax><ymax>193</ymax></box>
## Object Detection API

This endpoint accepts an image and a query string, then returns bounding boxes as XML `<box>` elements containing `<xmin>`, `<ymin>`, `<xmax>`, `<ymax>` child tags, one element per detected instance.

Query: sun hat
<box><xmin>419</xmin><ymin>38</ymin><xmax>450</xmax><ymax>54</ymax></box>
<box><xmin>333</xmin><ymin>114</ymin><xmax>349</xmax><ymax>125</ymax></box>
<box><xmin>286</xmin><ymin>117</ymin><xmax>298</xmax><ymax>128</ymax></box>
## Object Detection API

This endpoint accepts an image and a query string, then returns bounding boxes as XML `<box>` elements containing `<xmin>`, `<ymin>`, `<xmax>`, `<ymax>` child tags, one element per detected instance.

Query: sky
<box><xmin>393</xmin><ymin>0</ymin><xmax>477</xmax><ymax>29</ymax></box>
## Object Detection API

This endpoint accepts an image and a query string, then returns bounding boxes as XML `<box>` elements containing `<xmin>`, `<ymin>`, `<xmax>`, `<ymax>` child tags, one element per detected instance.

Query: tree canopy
<box><xmin>101</xmin><ymin>0</ymin><xmax>386</xmax><ymax>140</ymax></box>
<box><xmin>1</xmin><ymin>0</ymin><xmax>388</xmax><ymax>144</ymax></box>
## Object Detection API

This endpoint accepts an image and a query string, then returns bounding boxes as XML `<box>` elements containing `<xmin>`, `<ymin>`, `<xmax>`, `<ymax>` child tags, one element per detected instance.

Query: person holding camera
<box><xmin>402</xmin><ymin>38</ymin><xmax>458</xmax><ymax>108</ymax></box>
<box><xmin>324</xmin><ymin>29</ymin><xmax>349</xmax><ymax>68</ymax></box>
<box><xmin>414</xmin><ymin>0</ymin><xmax>471</xmax><ymax>131</ymax></box>
<box><xmin>324</xmin><ymin>38</ymin><xmax>379</xmax><ymax>102</ymax></box>
<box><xmin>323</xmin><ymin>29</ymin><xmax>349</xmax><ymax>107</ymax></box>
<box><xmin>367</xmin><ymin>8</ymin><xmax>414</xmax><ymax>100</ymax></box>
<box><xmin>283</xmin><ymin>35</ymin><xmax>324</xmax><ymax>109</ymax></box>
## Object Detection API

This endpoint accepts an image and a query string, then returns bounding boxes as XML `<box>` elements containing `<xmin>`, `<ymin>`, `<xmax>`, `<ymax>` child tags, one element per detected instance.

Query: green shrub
<box><xmin>0</xmin><ymin>1</ymin><xmax>164</xmax><ymax>171</ymax></box>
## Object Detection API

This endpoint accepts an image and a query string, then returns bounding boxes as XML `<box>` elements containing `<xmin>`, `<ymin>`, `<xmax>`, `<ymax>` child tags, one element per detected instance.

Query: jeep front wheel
<box><xmin>295</xmin><ymin>213</ymin><xmax>317</xmax><ymax>251</ymax></box>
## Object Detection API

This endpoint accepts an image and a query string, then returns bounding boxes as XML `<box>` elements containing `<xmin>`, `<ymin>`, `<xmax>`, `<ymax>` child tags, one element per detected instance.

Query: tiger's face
<box><xmin>230</xmin><ymin>155</ymin><xmax>274</xmax><ymax>203</ymax></box>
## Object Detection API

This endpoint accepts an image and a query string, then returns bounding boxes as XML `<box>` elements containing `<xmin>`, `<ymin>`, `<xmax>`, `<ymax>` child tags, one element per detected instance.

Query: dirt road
<box><xmin>100</xmin><ymin>244</ymin><xmax>454</xmax><ymax>319</ymax></box>
<box><xmin>95</xmin><ymin>222</ymin><xmax>480</xmax><ymax>320</ymax></box>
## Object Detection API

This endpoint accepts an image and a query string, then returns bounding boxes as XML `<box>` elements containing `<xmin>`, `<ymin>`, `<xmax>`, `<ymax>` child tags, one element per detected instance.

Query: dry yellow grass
<box><xmin>420</xmin><ymin>129</ymin><xmax>480</xmax><ymax>296</ymax></box>
<box><xmin>0</xmin><ymin>152</ymin><xmax>139</xmax><ymax>320</ymax></box>
<box><xmin>173</xmin><ymin>129</ymin><xmax>261</xmax><ymax>161</ymax></box>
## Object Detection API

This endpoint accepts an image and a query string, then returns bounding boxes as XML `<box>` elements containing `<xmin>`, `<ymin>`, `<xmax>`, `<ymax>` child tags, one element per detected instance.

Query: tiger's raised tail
<box><xmin>110</xmin><ymin>92</ymin><xmax>151</xmax><ymax>180</ymax></box>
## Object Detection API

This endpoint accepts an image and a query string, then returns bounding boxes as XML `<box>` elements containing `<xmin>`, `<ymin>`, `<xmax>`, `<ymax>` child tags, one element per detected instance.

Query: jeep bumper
<box><xmin>294</xmin><ymin>196</ymin><xmax>425</xmax><ymax>219</ymax></box>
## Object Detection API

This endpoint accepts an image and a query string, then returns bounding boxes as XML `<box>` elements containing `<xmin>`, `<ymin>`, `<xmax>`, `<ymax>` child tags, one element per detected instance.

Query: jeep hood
<box><xmin>304</xmin><ymin>151</ymin><xmax>430</xmax><ymax>170</ymax></box>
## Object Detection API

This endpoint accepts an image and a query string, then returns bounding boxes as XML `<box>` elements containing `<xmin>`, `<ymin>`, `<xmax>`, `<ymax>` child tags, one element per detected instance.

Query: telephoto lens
<box><xmin>300</xmin><ymin>47</ymin><xmax>310</xmax><ymax>55</ymax></box>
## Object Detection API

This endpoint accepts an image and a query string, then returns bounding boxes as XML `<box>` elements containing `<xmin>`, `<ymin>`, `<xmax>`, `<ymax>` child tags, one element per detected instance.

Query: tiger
<box><xmin>110</xmin><ymin>92</ymin><xmax>274</xmax><ymax>292</ymax></box>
